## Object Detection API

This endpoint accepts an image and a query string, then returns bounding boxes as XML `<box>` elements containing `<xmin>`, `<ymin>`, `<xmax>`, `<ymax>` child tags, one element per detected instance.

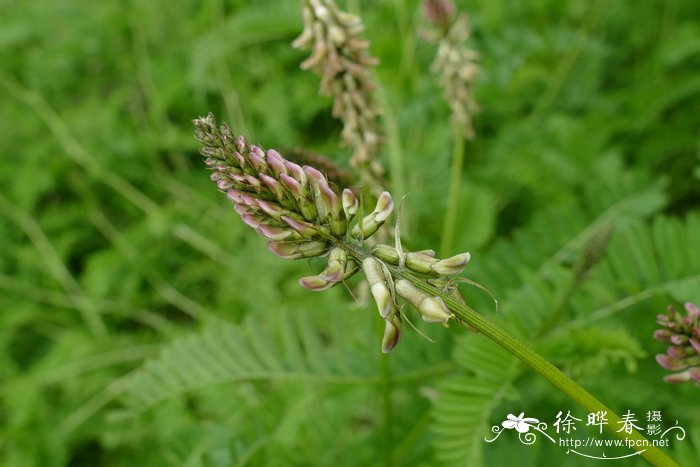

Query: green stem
<box><xmin>379</xmin><ymin>325</ymin><xmax>394</xmax><ymax>467</ymax></box>
<box><xmin>441</xmin><ymin>123</ymin><xmax>465</xmax><ymax>255</ymax></box>
<box><xmin>334</xmin><ymin>240</ymin><xmax>679</xmax><ymax>467</ymax></box>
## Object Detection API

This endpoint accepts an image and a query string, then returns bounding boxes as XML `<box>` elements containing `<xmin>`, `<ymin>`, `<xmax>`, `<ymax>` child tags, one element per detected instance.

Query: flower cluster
<box><xmin>423</xmin><ymin>0</ymin><xmax>479</xmax><ymax>139</ymax></box>
<box><xmin>654</xmin><ymin>302</ymin><xmax>700</xmax><ymax>385</ymax></box>
<box><xmin>194</xmin><ymin>114</ymin><xmax>471</xmax><ymax>352</ymax></box>
<box><xmin>292</xmin><ymin>0</ymin><xmax>384</xmax><ymax>195</ymax></box>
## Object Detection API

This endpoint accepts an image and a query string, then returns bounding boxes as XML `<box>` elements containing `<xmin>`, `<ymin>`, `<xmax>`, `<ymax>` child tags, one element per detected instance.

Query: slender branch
<box><xmin>379</xmin><ymin>332</ymin><xmax>394</xmax><ymax>467</ymax></box>
<box><xmin>441</xmin><ymin>123</ymin><xmax>465</xmax><ymax>254</ymax></box>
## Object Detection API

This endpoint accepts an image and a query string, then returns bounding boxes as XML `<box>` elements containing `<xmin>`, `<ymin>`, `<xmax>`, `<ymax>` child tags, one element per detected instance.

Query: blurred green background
<box><xmin>1</xmin><ymin>0</ymin><xmax>700</xmax><ymax>465</ymax></box>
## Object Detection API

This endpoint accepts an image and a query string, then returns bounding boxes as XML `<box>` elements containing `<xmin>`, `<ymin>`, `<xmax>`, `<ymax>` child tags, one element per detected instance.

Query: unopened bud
<box><xmin>284</xmin><ymin>160</ymin><xmax>308</xmax><ymax>186</ymax></box>
<box><xmin>257</xmin><ymin>225</ymin><xmax>297</xmax><ymax>241</ymax></box>
<box><xmin>656</xmin><ymin>354</ymin><xmax>684</xmax><ymax>371</ymax></box>
<box><xmin>351</xmin><ymin>192</ymin><xmax>394</xmax><ymax>239</ymax></box>
<box><xmin>281</xmin><ymin>216</ymin><xmax>320</xmax><ymax>238</ymax></box>
<box><xmin>265</xmin><ymin>149</ymin><xmax>287</xmax><ymax>177</ymax></box>
<box><xmin>342</xmin><ymin>188</ymin><xmax>359</xmax><ymax>218</ymax></box>
<box><xmin>267</xmin><ymin>240</ymin><xmax>328</xmax><ymax>259</ymax></box>
<box><xmin>247</xmin><ymin>146</ymin><xmax>268</xmax><ymax>173</ymax></box>
<box><xmin>432</xmin><ymin>252</ymin><xmax>470</xmax><ymax>275</ymax></box>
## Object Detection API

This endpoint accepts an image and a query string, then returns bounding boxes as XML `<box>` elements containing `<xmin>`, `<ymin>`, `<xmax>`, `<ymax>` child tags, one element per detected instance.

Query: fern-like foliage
<box><xmin>116</xmin><ymin>312</ymin><xmax>377</xmax><ymax>418</ymax></box>
<box><xmin>539</xmin><ymin>327</ymin><xmax>645</xmax><ymax>377</ymax></box>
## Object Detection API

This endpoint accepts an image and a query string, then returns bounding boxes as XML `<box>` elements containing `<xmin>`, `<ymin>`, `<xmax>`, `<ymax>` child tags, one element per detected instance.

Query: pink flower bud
<box><xmin>266</xmin><ymin>149</ymin><xmax>288</xmax><ymax>176</ymax></box>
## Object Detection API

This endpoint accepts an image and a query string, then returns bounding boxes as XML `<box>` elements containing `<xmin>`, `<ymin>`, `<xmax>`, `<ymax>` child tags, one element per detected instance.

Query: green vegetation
<box><xmin>1</xmin><ymin>0</ymin><xmax>699</xmax><ymax>466</ymax></box>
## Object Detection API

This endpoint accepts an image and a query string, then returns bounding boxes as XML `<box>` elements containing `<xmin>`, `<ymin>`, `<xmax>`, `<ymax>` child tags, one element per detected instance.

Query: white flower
<box><xmin>502</xmin><ymin>412</ymin><xmax>539</xmax><ymax>433</ymax></box>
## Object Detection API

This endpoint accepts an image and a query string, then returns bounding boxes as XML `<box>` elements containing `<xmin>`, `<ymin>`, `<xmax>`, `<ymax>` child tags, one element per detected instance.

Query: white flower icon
<box><xmin>502</xmin><ymin>412</ymin><xmax>539</xmax><ymax>433</ymax></box>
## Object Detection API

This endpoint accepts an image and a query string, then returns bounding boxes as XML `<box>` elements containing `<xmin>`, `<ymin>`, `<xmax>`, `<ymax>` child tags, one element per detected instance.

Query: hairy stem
<box><xmin>334</xmin><ymin>239</ymin><xmax>679</xmax><ymax>467</ymax></box>
<box><xmin>441</xmin><ymin>123</ymin><xmax>465</xmax><ymax>255</ymax></box>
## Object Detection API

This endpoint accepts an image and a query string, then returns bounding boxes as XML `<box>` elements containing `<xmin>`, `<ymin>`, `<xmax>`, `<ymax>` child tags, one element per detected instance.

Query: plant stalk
<box><xmin>441</xmin><ymin>123</ymin><xmax>465</xmax><ymax>255</ymax></box>
<box><xmin>334</xmin><ymin>239</ymin><xmax>679</xmax><ymax>467</ymax></box>
<box><xmin>379</xmin><ymin>331</ymin><xmax>393</xmax><ymax>467</ymax></box>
